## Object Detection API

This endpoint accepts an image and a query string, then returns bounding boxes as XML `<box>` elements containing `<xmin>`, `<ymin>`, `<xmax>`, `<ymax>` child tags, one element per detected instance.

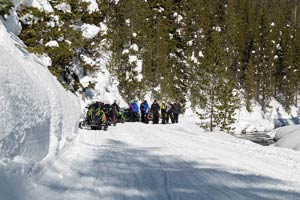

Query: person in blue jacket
<box><xmin>140</xmin><ymin>100</ymin><xmax>149</xmax><ymax>123</ymax></box>
<box><xmin>144</xmin><ymin>100</ymin><xmax>149</xmax><ymax>114</ymax></box>
<box><xmin>131</xmin><ymin>100</ymin><xmax>139</xmax><ymax>122</ymax></box>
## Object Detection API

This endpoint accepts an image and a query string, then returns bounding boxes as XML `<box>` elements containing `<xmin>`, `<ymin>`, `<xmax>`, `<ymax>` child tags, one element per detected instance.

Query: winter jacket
<box><xmin>166</xmin><ymin>102</ymin><xmax>173</xmax><ymax>114</ymax></box>
<box><xmin>129</xmin><ymin>103</ymin><xmax>134</xmax><ymax>112</ymax></box>
<box><xmin>140</xmin><ymin>103</ymin><xmax>145</xmax><ymax>112</ymax></box>
<box><xmin>111</xmin><ymin>103</ymin><xmax>120</xmax><ymax>112</ymax></box>
<box><xmin>173</xmin><ymin>103</ymin><xmax>181</xmax><ymax>114</ymax></box>
<box><xmin>161</xmin><ymin>103</ymin><xmax>166</xmax><ymax>111</ymax></box>
<box><xmin>150</xmin><ymin>103</ymin><xmax>160</xmax><ymax>114</ymax></box>
<box><xmin>132</xmin><ymin>102</ymin><xmax>139</xmax><ymax>113</ymax></box>
<box><xmin>144</xmin><ymin>101</ymin><xmax>149</xmax><ymax>114</ymax></box>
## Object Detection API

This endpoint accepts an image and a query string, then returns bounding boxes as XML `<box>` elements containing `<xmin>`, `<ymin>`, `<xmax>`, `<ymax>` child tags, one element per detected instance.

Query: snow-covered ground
<box><xmin>234</xmin><ymin>99</ymin><xmax>299</xmax><ymax>134</ymax></box>
<box><xmin>1</xmin><ymin>1</ymin><xmax>300</xmax><ymax>199</ymax></box>
<box><xmin>269</xmin><ymin>124</ymin><xmax>300</xmax><ymax>151</ymax></box>
<box><xmin>22</xmin><ymin>116</ymin><xmax>300</xmax><ymax>200</ymax></box>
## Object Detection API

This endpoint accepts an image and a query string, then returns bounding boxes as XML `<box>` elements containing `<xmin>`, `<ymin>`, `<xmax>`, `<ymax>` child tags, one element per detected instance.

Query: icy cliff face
<box><xmin>0</xmin><ymin>21</ymin><xmax>80</xmax><ymax>163</ymax></box>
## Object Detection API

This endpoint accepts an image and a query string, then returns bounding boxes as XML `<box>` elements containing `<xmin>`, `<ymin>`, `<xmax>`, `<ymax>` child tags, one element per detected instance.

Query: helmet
<box><xmin>130</xmin><ymin>100</ymin><xmax>134</xmax><ymax>104</ymax></box>
<box><xmin>162</xmin><ymin>100</ymin><xmax>166</xmax><ymax>104</ymax></box>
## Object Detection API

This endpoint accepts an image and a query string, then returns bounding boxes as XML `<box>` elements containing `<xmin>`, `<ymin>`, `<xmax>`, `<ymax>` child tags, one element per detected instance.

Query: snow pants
<box><xmin>161</xmin><ymin>110</ymin><xmax>167</xmax><ymax>124</ymax></box>
<box><xmin>173</xmin><ymin>114</ymin><xmax>179</xmax><ymax>123</ymax></box>
<box><xmin>167</xmin><ymin>112</ymin><xmax>174</xmax><ymax>123</ymax></box>
<box><xmin>153</xmin><ymin>112</ymin><xmax>159</xmax><ymax>124</ymax></box>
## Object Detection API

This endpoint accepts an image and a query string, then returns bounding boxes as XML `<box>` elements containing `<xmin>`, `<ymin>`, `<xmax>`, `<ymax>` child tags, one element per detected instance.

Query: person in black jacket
<box><xmin>140</xmin><ymin>101</ymin><xmax>146</xmax><ymax>123</ymax></box>
<box><xmin>172</xmin><ymin>99</ymin><xmax>181</xmax><ymax>123</ymax></box>
<box><xmin>150</xmin><ymin>100</ymin><xmax>160</xmax><ymax>124</ymax></box>
<box><xmin>161</xmin><ymin>100</ymin><xmax>167</xmax><ymax>124</ymax></box>
<box><xmin>111</xmin><ymin>100</ymin><xmax>120</xmax><ymax>125</ymax></box>
<box><xmin>166</xmin><ymin>100</ymin><xmax>174</xmax><ymax>123</ymax></box>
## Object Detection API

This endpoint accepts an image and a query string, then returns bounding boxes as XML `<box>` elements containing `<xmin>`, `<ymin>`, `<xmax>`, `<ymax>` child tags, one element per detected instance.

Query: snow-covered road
<box><xmin>25</xmin><ymin>117</ymin><xmax>300</xmax><ymax>200</ymax></box>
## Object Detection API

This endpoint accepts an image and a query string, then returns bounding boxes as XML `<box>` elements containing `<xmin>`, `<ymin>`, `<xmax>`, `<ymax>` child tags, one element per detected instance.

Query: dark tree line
<box><xmin>105</xmin><ymin>0</ymin><xmax>300</xmax><ymax>132</ymax></box>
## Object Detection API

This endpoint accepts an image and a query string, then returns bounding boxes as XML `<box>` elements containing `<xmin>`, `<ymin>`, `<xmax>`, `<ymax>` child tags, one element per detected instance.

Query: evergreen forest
<box><xmin>12</xmin><ymin>0</ymin><xmax>300</xmax><ymax>132</ymax></box>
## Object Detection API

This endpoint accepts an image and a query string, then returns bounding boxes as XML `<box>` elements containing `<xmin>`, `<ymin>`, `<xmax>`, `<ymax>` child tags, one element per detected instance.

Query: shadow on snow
<box><xmin>30</xmin><ymin>139</ymin><xmax>300</xmax><ymax>200</ymax></box>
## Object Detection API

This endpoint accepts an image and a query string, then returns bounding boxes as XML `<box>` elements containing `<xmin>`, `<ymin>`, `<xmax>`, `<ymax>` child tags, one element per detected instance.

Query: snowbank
<box><xmin>0</xmin><ymin>20</ymin><xmax>80</xmax><ymax>199</ymax></box>
<box><xmin>268</xmin><ymin>125</ymin><xmax>300</xmax><ymax>151</ymax></box>
<box><xmin>235</xmin><ymin>105</ymin><xmax>274</xmax><ymax>133</ymax></box>
<box><xmin>0</xmin><ymin>21</ymin><xmax>80</xmax><ymax>163</ymax></box>
<box><xmin>235</xmin><ymin>99</ymin><xmax>299</xmax><ymax>134</ymax></box>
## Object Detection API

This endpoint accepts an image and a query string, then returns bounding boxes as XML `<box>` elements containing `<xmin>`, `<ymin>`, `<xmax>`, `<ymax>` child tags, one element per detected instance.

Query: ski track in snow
<box><xmin>25</xmin><ymin>118</ymin><xmax>300</xmax><ymax>200</ymax></box>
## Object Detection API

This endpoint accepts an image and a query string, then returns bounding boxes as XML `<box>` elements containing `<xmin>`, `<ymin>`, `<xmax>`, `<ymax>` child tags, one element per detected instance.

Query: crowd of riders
<box><xmin>80</xmin><ymin>99</ymin><xmax>182</xmax><ymax>131</ymax></box>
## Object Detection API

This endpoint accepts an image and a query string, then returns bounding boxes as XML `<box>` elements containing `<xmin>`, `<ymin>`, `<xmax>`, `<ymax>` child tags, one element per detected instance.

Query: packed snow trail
<box><xmin>25</xmin><ymin>117</ymin><xmax>300</xmax><ymax>200</ymax></box>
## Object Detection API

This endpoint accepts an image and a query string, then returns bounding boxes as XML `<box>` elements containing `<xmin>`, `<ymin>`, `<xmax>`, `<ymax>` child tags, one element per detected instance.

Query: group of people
<box><xmin>82</xmin><ymin>99</ymin><xmax>182</xmax><ymax>131</ymax></box>
<box><xmin>128</xmin><ymin>99</ymin><xmax>182</xmax><ymax>124</ymax></box>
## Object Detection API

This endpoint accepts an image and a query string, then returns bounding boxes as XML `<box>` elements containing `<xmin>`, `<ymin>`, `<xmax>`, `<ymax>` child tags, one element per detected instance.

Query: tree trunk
<box><xmin>210</xmin><ymin>89</ymin><xmax>215</xmax><ymax>132</ymax></box>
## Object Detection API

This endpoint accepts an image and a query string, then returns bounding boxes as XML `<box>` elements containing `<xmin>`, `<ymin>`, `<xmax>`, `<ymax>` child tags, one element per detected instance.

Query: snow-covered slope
<box><xmin>0</xmin><ymin>21</ymin><xmax>80</xmax><ymax>198</ymax></box>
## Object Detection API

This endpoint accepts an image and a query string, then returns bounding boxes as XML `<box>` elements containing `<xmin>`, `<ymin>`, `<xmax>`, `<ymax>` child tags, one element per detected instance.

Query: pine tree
<box><xmin>0</xmin><ymin>0</ymin><xmax>13</xmax><ymax>18</ymax></box>
<box><xmin>216</xmin><ymin>80</ymin><xmax>240</xmax><ymax>133</ymax></box>
<box><xmin>243</xmin><ymin>60</ymin><xmax>255</xmax><ymax>112</ymax></box>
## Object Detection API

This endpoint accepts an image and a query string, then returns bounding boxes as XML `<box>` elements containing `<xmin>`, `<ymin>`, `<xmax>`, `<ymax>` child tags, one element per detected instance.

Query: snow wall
<box><xmin>0</xmin><ymin>21</ymin><xmax>80</xmax><ymax>163</ymax></box>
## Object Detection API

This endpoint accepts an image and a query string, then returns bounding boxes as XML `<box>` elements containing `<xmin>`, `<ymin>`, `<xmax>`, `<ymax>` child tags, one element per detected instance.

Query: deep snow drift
<box><xmin>0</xmin><ymin>21</ymin><xmax>80</xmax><ymax>198</ymax></box>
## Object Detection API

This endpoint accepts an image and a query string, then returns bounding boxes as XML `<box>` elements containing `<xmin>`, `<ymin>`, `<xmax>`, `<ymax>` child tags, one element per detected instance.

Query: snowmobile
<box><xmin>122</xmin><ymin>108</ymin><xmax>132</xmax><ymax>122</ymax></box>
<box><xmin>134</xmin><ymin>112</ymin><xmax>140</xmax><ymax>122</ymax></box>
<box><xmin>103</xmin><ymin>104</ymin><xmax>118</xmax><ymax>126</ymax></box>
<box><xmin>79</xmin><ymin>102</ymin><xmax>108</xmax><ymax>131</ymax></box>
<box><xmin>117</xmin><ymin>108</ymin><xmax>126</xmax><ymax>123</ymax></box>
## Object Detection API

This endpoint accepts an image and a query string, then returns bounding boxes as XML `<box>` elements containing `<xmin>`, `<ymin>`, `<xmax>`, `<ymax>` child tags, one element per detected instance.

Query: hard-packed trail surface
<box><xmin>25</xmin><ymin>117</ymin><xmax>300</xmax><ymax>200</ymax></box>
